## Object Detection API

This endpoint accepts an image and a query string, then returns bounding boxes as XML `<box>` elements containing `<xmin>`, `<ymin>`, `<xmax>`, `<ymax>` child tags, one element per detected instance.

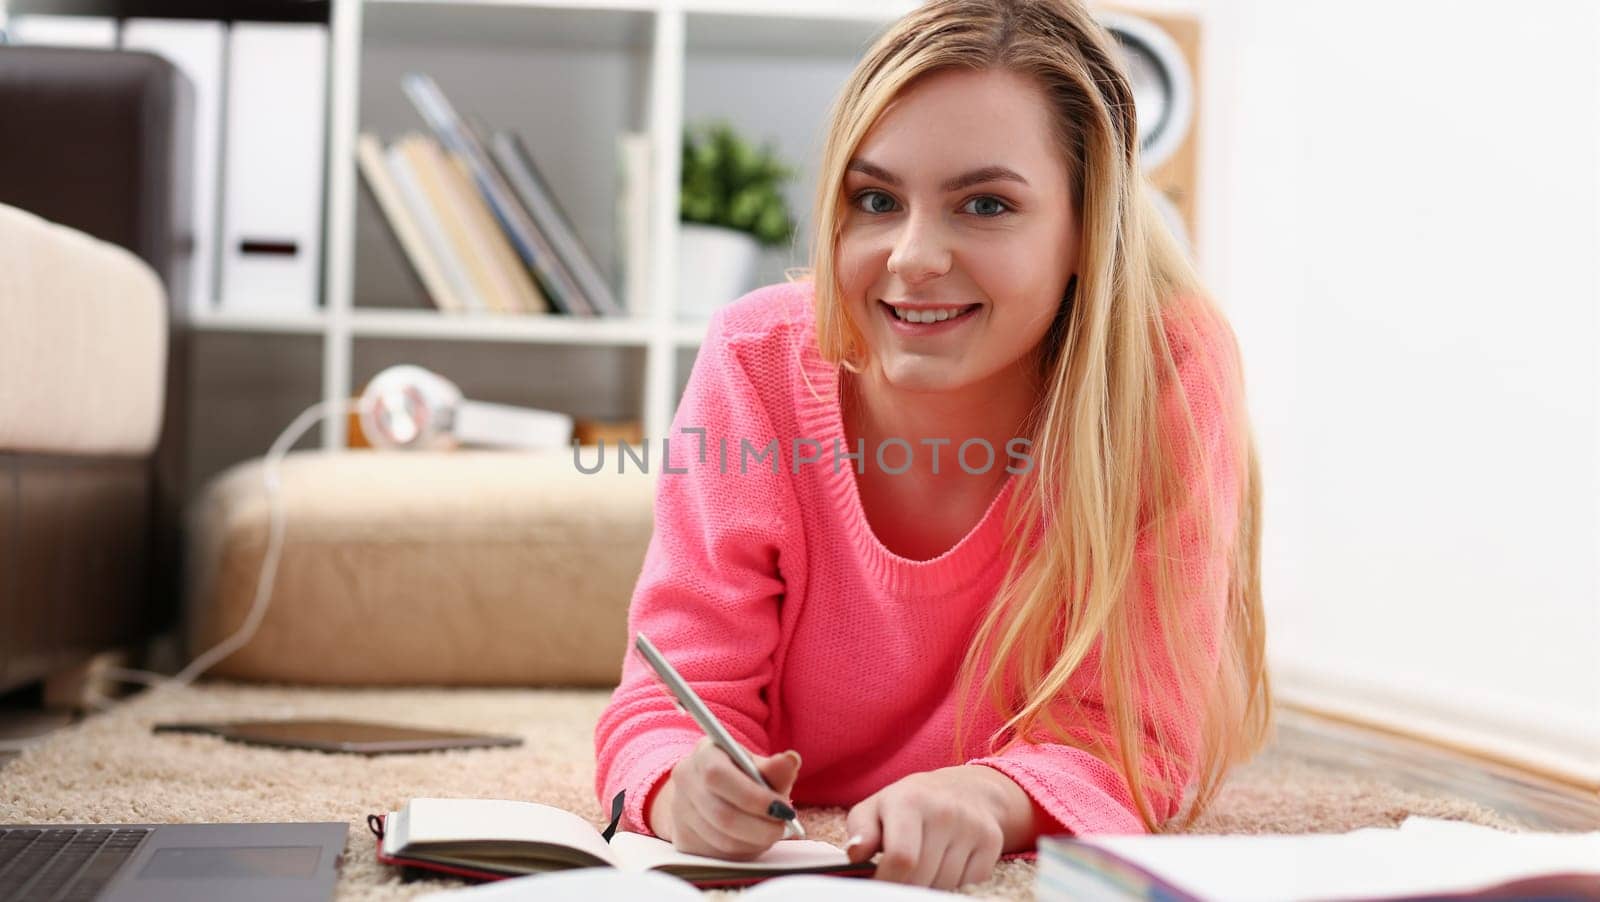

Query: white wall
<box><xmin>1191</xmin><ymin>0</ymin><xmax>1600</xmax><ymax>781</ymax></box>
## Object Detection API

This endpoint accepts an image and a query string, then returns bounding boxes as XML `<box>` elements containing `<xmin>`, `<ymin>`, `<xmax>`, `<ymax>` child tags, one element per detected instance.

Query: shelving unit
<box><xmin>179</xmin><ymin>0</ymin><xmax>920</xmax><ymax>455</ymax></box>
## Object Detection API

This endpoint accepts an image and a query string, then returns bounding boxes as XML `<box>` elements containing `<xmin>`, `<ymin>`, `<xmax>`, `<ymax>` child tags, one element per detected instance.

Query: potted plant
<box><xmin>677</xmin><ymin>120</ymin><xmax>798</xmax><ymax>321</ymax></box>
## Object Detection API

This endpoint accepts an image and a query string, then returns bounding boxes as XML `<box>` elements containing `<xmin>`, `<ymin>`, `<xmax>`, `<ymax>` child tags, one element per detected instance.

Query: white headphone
<box><xmin>358</xmin><ymin>364</ymin><xmax>574</xmax><ymax>450</ymax></box>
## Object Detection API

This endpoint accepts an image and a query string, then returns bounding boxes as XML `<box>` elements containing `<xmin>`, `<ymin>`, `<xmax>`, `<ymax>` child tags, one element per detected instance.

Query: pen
<box><xmin>633</xmin><ymin>632</ymin><xmax>805</xmax><ymax>840</ymax></box>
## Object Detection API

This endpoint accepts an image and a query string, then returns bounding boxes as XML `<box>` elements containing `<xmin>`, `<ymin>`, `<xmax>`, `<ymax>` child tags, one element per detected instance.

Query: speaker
<box><xmin>1097</xmin><ymin>6</ymin><xmax>1202</xmax><ymax>255</ymax></box>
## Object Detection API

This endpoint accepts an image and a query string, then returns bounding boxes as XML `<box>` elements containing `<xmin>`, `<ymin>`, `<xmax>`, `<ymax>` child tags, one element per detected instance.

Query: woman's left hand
<box><xmin>843</xmin><ymin>764</ymin><xmax>1020</xmax><ymax>890</ymax></box>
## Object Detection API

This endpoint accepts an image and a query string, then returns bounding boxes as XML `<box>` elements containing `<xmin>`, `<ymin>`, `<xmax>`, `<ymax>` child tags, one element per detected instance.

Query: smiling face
<box><xmin>835</xmin><ymin>67</ymin><xmax>1080</xmax><ymax>395</ymax></box>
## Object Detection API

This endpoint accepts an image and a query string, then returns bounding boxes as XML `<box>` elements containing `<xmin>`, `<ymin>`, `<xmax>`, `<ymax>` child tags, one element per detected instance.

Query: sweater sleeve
<box><xmin>592</xmin><ymin>307</ymin><xmax>802</xmax><ymax>837</ymax></box>
<box><xmin>968</xmin><ymin>314</ymin><xmax>1247</xmax><ymax>839</ymax></box>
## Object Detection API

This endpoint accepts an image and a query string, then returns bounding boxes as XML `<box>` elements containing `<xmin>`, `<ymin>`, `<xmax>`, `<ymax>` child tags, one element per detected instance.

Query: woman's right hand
<box><xmin>647</xmin><ymin>737</ymin><xmax>802</xmax><ymax>860</ymax></box>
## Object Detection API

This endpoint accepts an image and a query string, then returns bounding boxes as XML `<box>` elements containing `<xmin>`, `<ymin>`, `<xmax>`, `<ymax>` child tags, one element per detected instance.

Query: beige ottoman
<box><xmin>184</xmin><ymin>448</ymin><xmax>656</xmax><ymax>686</ymax></box>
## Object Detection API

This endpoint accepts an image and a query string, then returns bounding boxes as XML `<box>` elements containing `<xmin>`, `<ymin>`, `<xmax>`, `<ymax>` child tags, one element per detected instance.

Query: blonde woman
<box><xmin>593</xmin><ymin>0</ymin><xmax>1269</xmax><ymax>890</ymax></box>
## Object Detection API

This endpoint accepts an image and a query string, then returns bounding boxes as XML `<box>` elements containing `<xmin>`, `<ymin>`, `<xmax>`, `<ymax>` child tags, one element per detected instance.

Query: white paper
<box><xmin>1065</xmin><ymin>825</ymin><xmax>1600</xmax><ymax>902</ymax></box>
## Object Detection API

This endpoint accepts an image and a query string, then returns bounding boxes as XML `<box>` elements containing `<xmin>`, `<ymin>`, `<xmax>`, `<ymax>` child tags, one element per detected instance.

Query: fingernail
<box><xmin>846</xmin><ymin>833</ymin><xmax>864</xmax><ymax>850</ymax></box>
<box><xmin>767</xmin><ymin>799</ymin><xmax>796</xmax><ymax>821</ymax></box>
<box><xmin>786</xmin><ymin>750</ymin><xmax>802</xmax><ymax>767</ymax></box>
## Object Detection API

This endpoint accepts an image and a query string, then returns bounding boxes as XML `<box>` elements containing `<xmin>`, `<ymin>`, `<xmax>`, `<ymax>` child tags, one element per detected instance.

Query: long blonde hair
<box><xmin>791</xmin><ymin>0</ymin><xmax>1270</xmax><ymax>832</ymax></box>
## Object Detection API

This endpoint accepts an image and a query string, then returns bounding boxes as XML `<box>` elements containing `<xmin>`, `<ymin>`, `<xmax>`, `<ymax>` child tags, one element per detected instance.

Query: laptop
<box><xmin>0</xmin><ymin>822</ymin><xmax>345</xmax><ymax>901</ymax></box>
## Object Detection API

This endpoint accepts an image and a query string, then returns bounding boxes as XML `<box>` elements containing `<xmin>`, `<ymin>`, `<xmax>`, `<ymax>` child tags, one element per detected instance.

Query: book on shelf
<box><xmin>488</xmin><ymin>128</ymin><xmax>625</xmax><ymax>319</ymax></box>
<box><xmin>369</xmin><ymin>797</ymin><xmax>874</xmax><ymax>890</ymax></box>
<box><xmin>379</xmin><ymin>135</ymin><xmax>479</xmax><ymax>313</ymax></box>
<box><xmin>399</xmin><ymin>134</ymin><xmax>512</xmax><ymax>314</ymax></box>
<box><xmin>440</xmin><ymin>148</ymin><xmax>552</xmax><ymax>314</ymax></box>
<box><xmin>615</xmin><ymin>131</ymin><xmax>653</xmax><ymax>318</ymax></box>
<box><xmin>357</xmin><ymin>132</ymin><xmax>468</xmax><ymax>314</ymax></box>
<box><xmin>1035</xmin><ymin>816</ymin><xmax>1600</xmax><ymax>902</ymax></box>
<box><xmin>401</xmin><ymin>72</ymin><xmax>612</xmax><ymax>318</ymax></box>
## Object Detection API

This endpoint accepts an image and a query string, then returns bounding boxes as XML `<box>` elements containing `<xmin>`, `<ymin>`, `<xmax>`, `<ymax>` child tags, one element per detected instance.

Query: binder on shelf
<box><xmin>385</xmin><ymin>136</ymin><xmax>483</xmax><ymax>313</ymax></box>
<box><xmin>121</xmin><ymin>18</ymin><xmax>226</xmax><ymax>316</ymax></box>
<box><xmin>490</xmin><ymin>129</ymin><xmax>624</xmax><ymax>318</ymax></box>
<box><xmin>615</xmin><ymin>131</ymin><xmax>653</xmax><ymax>319</ymax></box>
<box><xmin>356</xmin><ymin>132</ymin><xmax>466</xmax><ymax>314</ymax></box>
<box><xmin>218</xmin><ymin>21</ymin><xmax>327</xmax><ymax>314</ymax></box>
<box><xmin>399</xmin><ymin>72</ymin><xmax>597</xmax><ymax>317</ymax></box>
<box><xmin>6</xmin><ymin>14</ymin><xmax>118</xmax><ymax>47</ymax></box>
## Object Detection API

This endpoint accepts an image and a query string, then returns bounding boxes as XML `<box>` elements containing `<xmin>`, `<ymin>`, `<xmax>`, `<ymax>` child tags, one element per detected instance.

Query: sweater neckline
<box><xmin>791</xmin><ymin>308</ymin><xmax>1020</xmax><ymax>597</ymax></box>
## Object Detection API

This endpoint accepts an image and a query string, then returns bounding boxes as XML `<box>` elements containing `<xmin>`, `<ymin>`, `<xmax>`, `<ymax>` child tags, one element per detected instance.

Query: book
<box><xmin>416</xmin><ymin>869</ymin><xmax>963</xmax><ymax>901</ymax></box>
<box><xmin>615</xmin><ymin>131</ymin><xmax>654</xmax><ymax>318</ymax></box>
<box><xmin>370</xmin><ymin>798</ymin><xmax>875</xmax><ymax>890</ymax></box>
<box><xmin>400</xmin><ymin>73</ymin><xmax>597</xmax><ymax>317</ymax></box>
<box><xmin>489</xmin><ymin>129</ymin><xmax>625</xmax><ymax>317</ymax></box>
<box><xmin>440</xmin><ymin>150</ymin><xmax>552</xmax><ymax>314</ymax></box>
<box><xmin>384</xmin><ymin>138</ymin><xmax>479</xmax><ymax>313</ymax></box>
<box><xmin>356</xmin><ymin>132</ymin><xmax>465</xmax><ymax>313</ymax></box>
<box><xmin>399</xmin><ymin>135</ymin><xmax>509</xmax><ymax>314</ymax></box>
<box><xmin>1036</xmin><ymin>816</ymin><xmax>1600</xmax><ymax>902</ymax></box>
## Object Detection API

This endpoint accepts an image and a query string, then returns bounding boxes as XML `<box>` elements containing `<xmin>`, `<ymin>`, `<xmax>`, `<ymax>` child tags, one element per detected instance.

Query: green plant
<box><xmin>679</xmin><ymin>120</ymin><xmax>797</xmax><ymax>249</ymax></box>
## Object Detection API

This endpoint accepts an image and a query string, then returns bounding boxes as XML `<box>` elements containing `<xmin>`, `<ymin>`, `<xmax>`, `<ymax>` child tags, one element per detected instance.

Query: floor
<box><xmin>1271</xmin><ymin>706</ymin><xmax>1600</xmax><ymax>831</ymax></box>
<box><xmin>3</xmin><ymin>689</ymin><xmax>1597</xmax><ymax>832</ymax></box>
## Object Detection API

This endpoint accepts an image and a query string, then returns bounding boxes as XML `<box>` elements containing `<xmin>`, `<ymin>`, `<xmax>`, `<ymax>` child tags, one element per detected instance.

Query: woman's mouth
<box><xmin>879</xmin><ymin>300</ymin><xmax>981</xmax><ymax>335</ymax></box>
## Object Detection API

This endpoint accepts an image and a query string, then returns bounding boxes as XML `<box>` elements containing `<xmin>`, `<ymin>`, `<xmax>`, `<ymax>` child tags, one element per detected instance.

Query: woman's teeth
<box><xmin>890</xmin><ymin>304</ymin><xmax>975</xmax><ymax>323</ymax></box>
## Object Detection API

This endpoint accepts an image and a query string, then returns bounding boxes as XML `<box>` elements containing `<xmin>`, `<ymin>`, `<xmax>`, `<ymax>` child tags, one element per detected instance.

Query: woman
<box><xmin>593</xmin><ymin>0</ymin><xmax>1270</xmax><ymax>890</ymax></box>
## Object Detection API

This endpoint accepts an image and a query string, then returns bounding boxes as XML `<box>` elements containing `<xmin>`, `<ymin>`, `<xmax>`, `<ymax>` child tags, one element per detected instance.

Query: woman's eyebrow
<box><xmin>846</xmin><ymin>158</ymin><xmax>1031</xmax><ymax>192</ymax></box>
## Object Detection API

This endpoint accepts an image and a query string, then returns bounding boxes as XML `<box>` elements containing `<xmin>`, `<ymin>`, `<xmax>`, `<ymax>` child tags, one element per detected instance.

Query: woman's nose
<box><xmin>886</xmin><ymin>212</ymin><xmax>952</xmax><ymax>283</ymax></box>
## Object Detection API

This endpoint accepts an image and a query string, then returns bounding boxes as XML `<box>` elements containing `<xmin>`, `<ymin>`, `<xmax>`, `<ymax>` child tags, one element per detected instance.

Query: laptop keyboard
<box><xmin>0</xmin><ymin>827</ymin><xmax>150</xmax><ymax>901</ymax></box>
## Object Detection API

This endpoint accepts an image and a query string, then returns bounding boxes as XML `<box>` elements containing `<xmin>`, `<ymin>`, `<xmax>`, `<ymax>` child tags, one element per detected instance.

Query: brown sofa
<box><xmin>0</xmin><ymin>45</ymin><xmax>192</xmax><ymax>692</ymax></box>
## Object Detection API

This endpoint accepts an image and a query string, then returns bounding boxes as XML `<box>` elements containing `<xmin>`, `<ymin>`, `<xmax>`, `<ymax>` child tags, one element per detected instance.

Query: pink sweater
<box><xmin>593</xmin><ymin>279</ymin><xmax>1240</xmax><ymax>842</ymax></box>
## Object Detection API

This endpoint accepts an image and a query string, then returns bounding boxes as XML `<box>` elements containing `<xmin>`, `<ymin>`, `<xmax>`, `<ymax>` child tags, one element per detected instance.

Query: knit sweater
<box><xmin>592</xmin><ymin>278</ymin><xmax>1242</xmax><ymax>843</ymax></box>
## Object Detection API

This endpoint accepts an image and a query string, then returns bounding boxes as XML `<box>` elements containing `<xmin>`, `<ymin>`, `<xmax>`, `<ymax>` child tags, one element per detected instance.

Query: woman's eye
<box><xmin>966</xmin><ymin>195</ymin><xmax>1011</xmax><ymax>217</ymax></box>
<box><xmin>853</xmin><ymin>190</ymin><xmax>897</xmax><ymax>215</ymax></box>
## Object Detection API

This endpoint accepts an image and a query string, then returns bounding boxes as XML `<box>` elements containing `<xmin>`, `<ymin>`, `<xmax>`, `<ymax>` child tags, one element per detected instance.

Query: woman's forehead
<box><xmin>851</xmin><ymin>70</ymin><xmax>1065</xmax><ymax>188</ymax></box>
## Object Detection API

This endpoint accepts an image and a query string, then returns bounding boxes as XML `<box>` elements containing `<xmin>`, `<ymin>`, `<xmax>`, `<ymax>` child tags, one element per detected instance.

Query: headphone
<box><xmin>357</xmin><ymin>364</ymin><xmax>574</xmax><ymax>450</ymax></box>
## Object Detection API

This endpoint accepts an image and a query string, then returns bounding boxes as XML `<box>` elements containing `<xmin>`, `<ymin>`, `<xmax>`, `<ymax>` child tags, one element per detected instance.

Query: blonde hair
<box><xmin>788</xmin><ymin>0</ymin><xmax>1270</xmax><ymax>832</ymax></box>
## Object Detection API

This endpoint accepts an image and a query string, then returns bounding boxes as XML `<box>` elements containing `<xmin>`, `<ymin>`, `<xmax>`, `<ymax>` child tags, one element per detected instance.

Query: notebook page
<box><xmin>401</xmin><ymin>798</ymin><xmax>618</xmax><ymax>868</ymax></box>
<box><xmin>414</xmin><ymin>867</ymin><xmax>701</xmax><ymax>901</ymax></box>
<box><xmin>607</xmin><ymin>831</ymin><xmax>851</xmax><ymax>874</ymax></box>
<box><xmin>1080</xmin><ymin>829</ymin><xmax>1600</xmax><ymax>902</ymax></box>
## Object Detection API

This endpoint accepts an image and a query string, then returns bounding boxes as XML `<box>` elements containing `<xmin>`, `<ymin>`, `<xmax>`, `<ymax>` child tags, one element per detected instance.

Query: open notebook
<box><xmin>1037</xmin><ymin>816</ymin><xmax>1600</xmax><ymax>901</ymax></box>
<box><xmin>417</xmin><ymin>870</ymin><xmax>962</xmax><ymax>901</ymax></box>
<box><xmin>371</xmin><ymin>798</ymin><xmax>875</xmax><ymax>889</ymax></box>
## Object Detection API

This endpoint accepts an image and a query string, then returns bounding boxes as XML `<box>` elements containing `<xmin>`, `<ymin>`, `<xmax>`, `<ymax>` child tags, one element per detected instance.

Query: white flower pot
<box><xmin>676</xmin><ymin>223</ymin><xmax>761</xmax><ymax>322</ymax></box>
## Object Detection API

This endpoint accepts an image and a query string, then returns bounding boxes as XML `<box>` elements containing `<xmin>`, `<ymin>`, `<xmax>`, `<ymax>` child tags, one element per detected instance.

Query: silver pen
<box><xmin>634</xmin><ymin>632</ymin><xmax>805</xmax><ymax>839</ymax></box>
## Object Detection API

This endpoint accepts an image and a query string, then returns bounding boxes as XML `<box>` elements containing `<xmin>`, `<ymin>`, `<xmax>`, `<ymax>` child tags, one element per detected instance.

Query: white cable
<box><xmin>93</xmin><ymin>399</ymin><xmax>354</xmax><ymax>694</ymax></box>
<box><xmin>172</xmin><ymin>398</ymin><xmax>357</xmax><ymax>686</ymax></box>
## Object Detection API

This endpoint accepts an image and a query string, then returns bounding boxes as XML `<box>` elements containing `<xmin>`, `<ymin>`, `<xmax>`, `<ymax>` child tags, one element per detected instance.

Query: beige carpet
<box><xmin>0</xmin><ymin>684</ymin><xmax>1527</xmax><ymax>900</ymax></box>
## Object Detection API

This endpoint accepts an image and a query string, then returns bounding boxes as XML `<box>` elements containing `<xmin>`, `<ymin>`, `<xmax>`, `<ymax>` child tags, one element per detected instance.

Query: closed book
<box><xmin>442</xmin><ymin>152</ymin><xmax>551</xmax><ymax>315</ymax></box>
<box><xmin>355</xmin><ymin>132</ymin><xmax>463</xmax><ymax>313</ymax></box>
<box><xmin>1036</xmin><ymin>817</ymin><xmax>1600</xmax><ymax>902</ymax></box>
<box><xmin>399</xmin><ymin>72</ymin><xmax>595</xmax><ymax>316</ymax></box>
<box><xmin>615</xmin><ymin>131</ymin><xmax>653</xmax><ymax>318</ymax></box>
<box><xmin>490</xmin><ymin>129</ymin><xmax>624</xmax><ymax>317</ymax></box>
<box><xmin>384</xmin><ymin>139</ymin><xmax>478</xmax><ymax>313</ymax></box>
<box><xmin>399</xmin><ymin>135</ymin><xmax>511</xmax><ymax>314</ymax></box>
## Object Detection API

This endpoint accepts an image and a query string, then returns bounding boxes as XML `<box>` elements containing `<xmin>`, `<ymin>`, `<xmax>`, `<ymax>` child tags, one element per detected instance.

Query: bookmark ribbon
<box><xmin>601</xmin><ymin>789</ymin><xmax>626</xmax><ymax>843</ymax></box>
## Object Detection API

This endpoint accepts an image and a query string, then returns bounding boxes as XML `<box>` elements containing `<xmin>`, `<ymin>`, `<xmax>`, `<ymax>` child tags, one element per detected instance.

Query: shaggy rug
<box><xmin>0</xmin><ymin>683</ymin><xmax>1528</xmax><ymax>900</ymax></box>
